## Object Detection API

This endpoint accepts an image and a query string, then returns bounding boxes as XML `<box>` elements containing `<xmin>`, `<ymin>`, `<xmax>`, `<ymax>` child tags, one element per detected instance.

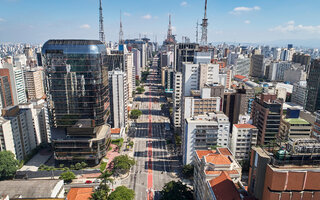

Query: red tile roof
<box><xmin>205</xmin><ymin>154</ymin><xmax>231</xmax><ymax>165</ymax></box>
<box><xmin>111</xmin><ymin>128</ymin><xmax>121</xmax><ymax>134</ymax></box>
<box><xmin>209</xmin><ymin>172</ymin><xmax>241</xmax><ymax>200</ymax></box>
<box><xmin>67</xmin><ymin>188</ymin><xmax>93</xmax><ymax>200</ymax></box>
<box><xmin>196</xmin><ymin>150</ymin><xmax>216</xmax><ymax>160</ymax></box>
<box><xmin>217</xmin><ymin>148</ymin><xmax>232</xmax><ymax>156</ymax></box>
<box><xmin>234</xmin><ymin>124</ymin><xmax>257</xmax><ymax>129</ymax></box>
<box><xmin>234</xmin><ymin>75</ymin><xmax>246</xmax><ymax>80</ymax></box>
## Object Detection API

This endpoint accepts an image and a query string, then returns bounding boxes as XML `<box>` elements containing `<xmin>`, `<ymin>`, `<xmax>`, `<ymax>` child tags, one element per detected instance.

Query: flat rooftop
<box><xmin>0</xmin><ymin>180</ymin><xmax>63</xmax><ymax>198</ymax></box>
<box><xmin>284</xmin><ymin>118</ymin><xmax>310</xmax><ymax>125</ymax></box>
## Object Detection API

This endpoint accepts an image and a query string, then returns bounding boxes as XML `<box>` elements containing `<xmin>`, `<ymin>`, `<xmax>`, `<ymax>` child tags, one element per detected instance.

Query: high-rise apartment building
<box><xmin>250</xmin><ymin>54</ymin><xmax>265</xmax><ymax>78</ymax></box>
<box><xmin>306</xmin><ymin>59</ymin><xmax>320</xmax><ymax>112</ymax></box>
<box><xmin>183</xmin><ymin>112</ymin><xmax>230</xmax><ymax>165</ymax></box>
<box><xmin>42</xmin><ymin>40</ymin><xmax>111</xmax><ymax>164</ymax></box>
<box><xmin>2</xmin><ymin>63</ymin><xmax>27</xmax><ymax>105</ymax></box>
<box><xmin>1</xmin><ymin>106</ymin><xmax>38</xmax><ymax>160</ymax></box>
<box><xmin>231</xmin><ymin>124</ymin><xmax>258</xmax><ymax>161</ymax></box>
<box><xmin>248</xmin><ymin>140</ymin><xmax>320</xmax><ymax>200</ymax></box>
<box><xmin>173</xmin><ymin>71</ymin><xmax>183</xmax><ymax>129</ymax></box>
<box><xmin>109</xmin><ymin>70</ymin><xmax>128</xmax><ymax>129</ymax></box>
<box><xmin>182</xmin><ymin>52</ymin><xmax>219</xmax><ymax>96</ymax></box>
<box><xmin>251</xmin><ymin>94</ymin><xmax>282</xmax><ymax>145</ymax></box>
<box><xmin>174</xmin><ymin>43</ymin><xmax>200</xmax><ymax>72</ymax></box>
<box><xmin>0</xmin><ymin>76</ymin><xmax>13</xmax><ymax>108</ymax></box>
<box><xmin>183</xmin><ymin>88</ymin><xmax>221</xmax><ymax>121</ymax></box>
<box><xmin>25</xmin><ymin>70</ymin><xmax>44</xmax><ymax>100</ymax></box>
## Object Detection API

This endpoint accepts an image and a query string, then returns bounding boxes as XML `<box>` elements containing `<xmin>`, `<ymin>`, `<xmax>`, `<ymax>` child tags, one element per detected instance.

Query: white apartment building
<box><xmin>109</xmin><ymin>70</ymin><xmax>128</xmax><ymax>129</ymax></box>
<box><xmin>132</xmin><ymin>48</ymin><xmax>141</xmax><ymax>79</ymax></box>
<box><xmin>25</xmin><ymin>70</ymin><xmax>44</xmax><ymax>100</ymax></box>
<box><xmin>0</xmin><ymin>118</ymin><xmax>16</xmax><ymax>154</ymax></box>
<box><xmin>183</xmin><ymin>87</ymin><xmax>221</xmax><ymax>123</ymax></box>
<box><xmin>124</xmin><ymin>52</ymin><xmax>135</xmax><ymax>101</ymax></box>
<box><xmin>1</xmin><ymin>106</ymin><xmax>38</xmax><ymax>160</ymax></box>
<box><xmin>2</xmin><ymin>63</ymin><xmax>27</xmax><ymax>105</ymax></box>
<box><xmin>183</xmin><ymin>112</ymin><xmax>230</xmax><ymax>165</ymax></box>
<box><xmin>268</xmin><ymin>61</ymin><xmax>292</xmax><ymax>81</ymax></box>
<box><xmin>292</xmin><ymin>81</ymin><xmax>307</xmax><ymax>107</ymax></box>
<box><xmin>231</xmin><ymin>124</ymin><xmax>258</xmax><ymax>161</ymax></box>
<box><xmin>182</xmin><ymin>62</ymin><xmax>219</xmax><ymax>96</ymax></box>
<box><xmin>234</xmin><ymin>55</ymin><xmax>250</xmax><ymax>77</ymax></box>
<box><xmin>173</xmin><ymin>71</ymin><xmax>183</xmax><ymax>128</ymax></box>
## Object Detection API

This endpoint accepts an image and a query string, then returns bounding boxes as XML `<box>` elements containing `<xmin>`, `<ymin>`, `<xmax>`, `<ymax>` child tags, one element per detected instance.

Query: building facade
<box><xmin>183</xmin><ymin>112</ymin><xmax>230</xmax><ymax>165</ymax></box>
<box><xmin>109</xmin><ymin>70</ymin><xmax>128</xmax><ymax>129</ymax></box>
<box><xmin>231</xmin><ymin>124</ymin><xmax>258</xmax><ymax>161</ymax></box>
<box><xmin>42</xmin><ymin>40</ymin><xmax>111</xmax><ymax>164</ymax></box>
<box><xmin>25</xmin><ymin>70</ymin><xmax>45</xmax><ymax>100</ymax></box>
<box><xmin>251</xmin><ymin>94</ymin><xmax>282</xmax><ymax>145</ymax></box>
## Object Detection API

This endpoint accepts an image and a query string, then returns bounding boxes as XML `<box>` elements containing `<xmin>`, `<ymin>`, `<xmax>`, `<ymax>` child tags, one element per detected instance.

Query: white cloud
<box><xmin>244</xmin><ymin>20</ymin><xmax>251</xmax><ymax>24</ymax></box>
<box><xmin>269</xmin><ymin>21</ymin><xmax>320</xmax><ymax>34</ymax></box>
<box><xmin>80</xmin><ymin>24</ymin><xmax>90</xmax><ymax>29</ymax></box>
<box><xmin>180</xmin><ymin>1</ymin><xmax>187</xmax><ymax>7</ymax></box>
<box><xmin>230</xmin><ymin>6</ymin><xmax>260</xmax><ymax>15</ymax></box>
<box><xmin>0</xmin><ymin>18</ymin><xmax>6</xmax><ymax>22</ymax></box>
<box><xmin>142</xmin><ymin>14</ymin><xmax>152</xmax><ymax>20</ymax></box>
<box><xmin>123</xmin><ymin>12</ymin><xmax>131</xmax><ymax>17</ymax></box>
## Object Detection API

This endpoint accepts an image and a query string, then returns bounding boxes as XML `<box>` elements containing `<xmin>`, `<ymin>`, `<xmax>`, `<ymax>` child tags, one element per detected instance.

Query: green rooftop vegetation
<box><xmin>284</xmin><ymin>118</ymin><xmax>310</xmax><ymax>125</ymax></box>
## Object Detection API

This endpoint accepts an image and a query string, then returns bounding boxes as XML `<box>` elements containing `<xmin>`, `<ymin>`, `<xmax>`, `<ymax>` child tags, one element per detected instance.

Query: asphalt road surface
<box><xmin>121</xmin><ymin>56</ymin><xmax>180</xmax><ymax>200</ymax></box>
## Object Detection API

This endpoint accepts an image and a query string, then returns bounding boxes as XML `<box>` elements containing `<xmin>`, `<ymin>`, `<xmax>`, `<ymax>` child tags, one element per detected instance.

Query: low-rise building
<box><xmin>183</xmin><ymin>112</ymin><xmax>230</xmax><ymax>165</ymax></box>
<box><xmin>0</xmin><ymin>180</ymin><xmax>65</xmax><ymax>199</ymax></box>
<box><xmin>231</xmin><ymin>124</ymin><xmax>258</xmax><ymax>161</ymax></box>
<box><xmin>248</xmin><ymin>138</ymin><xmax>320</xmax><ymax>200</ymax></box>
<box><xmin>194</xmin><ymin>148</ymin><xmax>248</xmax><ymax>200</ymax></box>
<box><xmin>279</xmin><ymin>110</ymin><xmax>312</xmax><ymax>140</ymax></box>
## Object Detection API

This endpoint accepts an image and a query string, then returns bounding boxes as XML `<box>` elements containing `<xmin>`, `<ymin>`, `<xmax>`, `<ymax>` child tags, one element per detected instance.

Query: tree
<box><xmin>0</xmin><ymin>151</ymin><xmax>19</xmax><ymax>180</ymax></box>
<box><xmin>90</xmin><ymin>188</ymin><xmax>108</xmax><ymax>200</ymax></box>
<box><xmin>81</xmin><ymin>162</ymin><xmax>88</xmax><ymax>169</ymax></box>
<box><xmin>135</xmin><ymin>79</ymin><xmax>140</xmax><ymax>86</ymax></box>
<box><xmin>160</xmin><ymin>181</ymin><xmax>193</xmax><ymax>200</ymax></box>
<box><xmin>75</xmin><ymin>163</ymin><xmax>82</xmax><ymax>170</ymax></box>
<box><xmin>130</xmin><ymin>109</ymin><xmax>142</xmax><ymax>119</ymax></box>
<box><xmin>136</xmin><ymin>87</ymin><xmax>145</xmax><ymax>94</ymax></box>
<box><xmin>59</xmin><ymin>171</ymin><xmax>76</xmax><ymax>183</ymax></box>
<box><xmin>99</xmin><ymin>171</ymin><xmax>113</xmax><ymax>187</ymax></box>
<box><xmin>182</xmin><ymin>164</ymin><xmax>194</xmax><ymax>179</ymax></box>
<box><xmin>108</xmin><ymin>186</ymin><xmax>135</xmax><ymax>200</ymax></box>
<box><xmin>113</xmin><ymin>155</ymin><xmax>135</xmax><ymax>174</ymax></box>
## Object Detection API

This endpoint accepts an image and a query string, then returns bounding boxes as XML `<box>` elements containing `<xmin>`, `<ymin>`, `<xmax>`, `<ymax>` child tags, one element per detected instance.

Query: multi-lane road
<box><xmin>121</xmin><ymin>57</ymin><xmax>180</xmax><ymax>200</ymax></box>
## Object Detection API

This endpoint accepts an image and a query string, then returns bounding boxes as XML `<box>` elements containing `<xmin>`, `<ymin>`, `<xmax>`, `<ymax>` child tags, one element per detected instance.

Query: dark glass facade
<box><xmin>42</xmin><ymin>40</ymin><xmax>111</xmax><ymax>164</ymax></box>
<box><xmin>42</xmin><ymin>40</ymin><xmax>110</xmax><ymax>128</ymax></box>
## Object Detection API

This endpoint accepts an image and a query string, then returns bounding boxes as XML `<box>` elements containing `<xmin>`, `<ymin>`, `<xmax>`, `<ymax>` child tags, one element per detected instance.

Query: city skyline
<box><xmin>0</xmin><ymin>0</ymin><xmax>320</xmax><ymax>47</ymax></box>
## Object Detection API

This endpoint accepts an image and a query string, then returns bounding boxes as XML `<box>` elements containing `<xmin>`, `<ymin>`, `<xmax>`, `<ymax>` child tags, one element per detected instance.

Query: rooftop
<box><xmin>284</xmin><ymin>118</ymin><xmax>310</xmax><ymax>125</ymax></box>
<box><xmin>234</xmin><ymin>124</ymin><xmax>257</xmax><ymax>129</ymax></box>
<box><xmin>111</xmin><ymin>128</ymin><xmax>121</xmax><ymax>134</ymax></box>
<box><xmin>0</xmin><ymin>180</ymin><xmax>63</xmax><ymax>198</ymax></box>
<box><xmin>208</xmin><ymin>172</ymin><xmax>241</xmax><ymax>200</ymax></box>
<box><xmin>67</xmin><ymin>188</ymin><xmax>93</xmax><ymax>200</ymax></box>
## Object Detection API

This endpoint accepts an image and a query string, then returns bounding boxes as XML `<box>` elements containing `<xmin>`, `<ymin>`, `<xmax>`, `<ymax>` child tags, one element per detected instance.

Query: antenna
<box><xmin>167</xmin><ymin>14</ymin><xmax>173</xmax><ymax>41</ymax></box>
<box><xmin>99</xmin><ymin>0</ymin><xmax>106</xmax><ymax>43</ymax></box>
<box><xmin>196</xmin><ymin>20</ymin><xmax>199</xmax><ymax>44</ymax></box>
<box><xmin>119</xmin><ymin>10</ymin><xmax>124</xmax><ymax>44</ymax></box>
<box><xmin>200</xmin><ymin>0</ymin><xmax>208</xmax><ymax>46</ymax></box>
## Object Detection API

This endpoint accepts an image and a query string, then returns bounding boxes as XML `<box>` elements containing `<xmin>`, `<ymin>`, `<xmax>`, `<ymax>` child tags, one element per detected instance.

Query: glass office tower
<box><xmin>42</xmin><ymin>40</ymin><xmax>110</xmax><ymax>165</ymax></box>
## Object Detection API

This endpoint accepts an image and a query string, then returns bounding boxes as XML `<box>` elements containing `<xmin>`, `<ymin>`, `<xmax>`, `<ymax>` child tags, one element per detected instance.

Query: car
<box><xmin>85</xmin><ymin>180</ymin><xmax>93</xmax><ymax>184</ymax></box>
<box><xmin>93</xmin><ymin>179</ymin><xmax>101</xmax><ymax>183</ymax></box>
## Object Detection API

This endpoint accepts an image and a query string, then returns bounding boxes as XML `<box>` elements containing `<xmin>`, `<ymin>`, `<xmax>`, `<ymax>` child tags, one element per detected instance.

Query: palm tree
<box><xmin>99</xmin><ymin>171</ymin><xmax>113</xmax><ymax>188</ymax></box>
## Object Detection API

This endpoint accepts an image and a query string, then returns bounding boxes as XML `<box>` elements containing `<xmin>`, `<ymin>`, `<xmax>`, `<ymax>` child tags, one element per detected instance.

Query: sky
<box><xmin>1</xmin><ymin>0</ymin><xmax>320</xmax><ymax>47</ymax></box>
